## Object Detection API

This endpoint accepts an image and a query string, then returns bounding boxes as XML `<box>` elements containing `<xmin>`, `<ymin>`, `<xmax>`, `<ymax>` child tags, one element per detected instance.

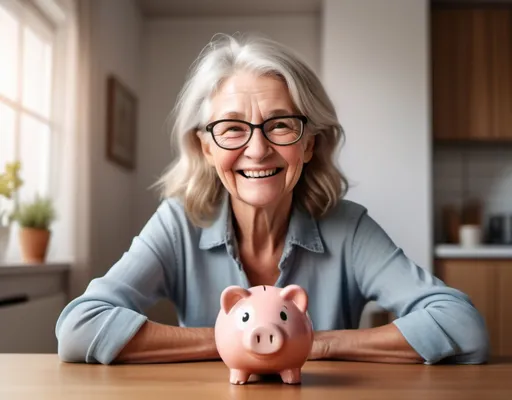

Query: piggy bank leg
<box><xmin>280</xmin><ymin>368</ymin><xmax>301</xmax><ymax>384</ymax></box>
<box><xmin>230</xmin><ymin>369</ymin><xmax>251</xmax><ymax>385</ymax></box>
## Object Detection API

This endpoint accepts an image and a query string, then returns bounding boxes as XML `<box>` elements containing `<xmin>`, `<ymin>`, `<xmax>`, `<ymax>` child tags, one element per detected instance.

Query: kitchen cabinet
<box><xmin>499</xmin><ymin>266</ymin><xmax>512</xmax><ymax>356</ymax></box>
<box><xmin>436</xmin><ymin>259</ymin><xmax>512</xmax><ymax>357</ymax></box>
<box><xmin>0</xmin><ymin>264</ymin><xmax>69</xmax><ymax>353</ymax></box>
<box><xmin>0</xmin><ymin>293</ymin><xmax>67</xmax><ymax>353</ymax></box>
<box><xmin>431</xmin><ymin>6</ymin><xmax>512</xmax><ymax>142</ymax></box>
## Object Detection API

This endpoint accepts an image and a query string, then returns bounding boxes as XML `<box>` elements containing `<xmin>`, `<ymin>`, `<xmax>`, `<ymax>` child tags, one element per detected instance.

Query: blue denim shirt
<box><xmin>55</xmin><ymin>194</ymin><xmax>489</xmax><ymax>365</ymax></box>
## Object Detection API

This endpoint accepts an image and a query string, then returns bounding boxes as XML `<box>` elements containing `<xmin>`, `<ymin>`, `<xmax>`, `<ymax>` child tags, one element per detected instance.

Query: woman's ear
<box><xmin>303</xmin><ymin>134</ymin><xmax>315</xmax><ymax>163</ymax></box>
<box><xmin>197</xmin><ymin>130</ymin><xmax>215</xmax><ymax>166</ymax></box>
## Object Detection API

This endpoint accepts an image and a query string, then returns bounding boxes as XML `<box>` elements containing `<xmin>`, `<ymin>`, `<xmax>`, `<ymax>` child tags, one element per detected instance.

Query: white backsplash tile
<box><xmin>433</xmin><ymin>146</ymin><xmax>512</xmax><ymax>242</ymax></box>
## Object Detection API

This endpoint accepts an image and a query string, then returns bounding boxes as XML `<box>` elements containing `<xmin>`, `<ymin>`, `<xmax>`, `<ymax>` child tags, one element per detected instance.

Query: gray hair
<box><xmin>156</xmin><ymin>33</ymin><xmax>348</xmax><ymax>227</ymax></box>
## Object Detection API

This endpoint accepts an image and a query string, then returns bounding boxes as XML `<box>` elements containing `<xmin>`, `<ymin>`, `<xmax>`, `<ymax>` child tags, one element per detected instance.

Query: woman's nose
<box><xmin>243</xmin><ymin>129</ymin><xmax>271</xmax><ymax>160</ymax></box>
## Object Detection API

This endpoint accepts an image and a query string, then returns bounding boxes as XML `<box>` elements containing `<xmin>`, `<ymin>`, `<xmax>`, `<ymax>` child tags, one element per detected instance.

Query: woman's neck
<box><xmin>231</xmin><ymin>195</ymin><xmax>293</xmax><ymax>255</ymax></box>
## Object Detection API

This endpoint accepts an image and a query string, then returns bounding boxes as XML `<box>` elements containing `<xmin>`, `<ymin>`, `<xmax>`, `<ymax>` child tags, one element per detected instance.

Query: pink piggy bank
<box><xmin>214</xmin><ymin>284</ymin><xmax>314</xmax><ymax>385</ymax></box>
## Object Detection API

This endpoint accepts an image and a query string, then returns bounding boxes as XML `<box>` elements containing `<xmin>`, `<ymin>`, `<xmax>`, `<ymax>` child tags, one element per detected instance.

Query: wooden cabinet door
<box><xmin>432</xmin><ymin>7</ymin><xmax>512</xmax><ymax>142</ymax></box>
<box><xmin>467</xmin><ymin>9</ymin><xmax>495</xmax><ymax>141</ymax></box>
<box><xmin>432</xmin><ymin>8</ymin><xmax>493</xmax><ymax>141</ymax></box>
<box><xmin>498</xmin><ymin>263</ymin><xmax>512</xmax><ymax>356</ymax></box>
<box><xmin>490</xmin><ymin>9</ymin><xmax>512</xmax><ymax>141</ymax></box>
<box><xmin>432</xmin><ymin>8</ymin><xmax>471</xmax><ymax>141</ymax></box>
<box><xmin>436</xmin><ymin>259</ymin><xmax>500</xmax><ymax>356</ymax></box>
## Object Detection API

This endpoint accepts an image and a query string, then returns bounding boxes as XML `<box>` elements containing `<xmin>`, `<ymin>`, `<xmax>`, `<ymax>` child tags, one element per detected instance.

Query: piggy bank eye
<box><xmin>235</xmin><ymin>306</ymin><xmax>254</xmax><ymax>330</ymax></box>
<box><xmin>280</xmin><ymin>311</ymin><xmax>288</xmax><ymax>321</ymax></box>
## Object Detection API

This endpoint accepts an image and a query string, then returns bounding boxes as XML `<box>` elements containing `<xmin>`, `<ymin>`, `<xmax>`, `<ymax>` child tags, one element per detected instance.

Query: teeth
<box><xmin>243</xmin><ymin>168</ymin><xmax>277</xmax><ymax>178</ymax></box>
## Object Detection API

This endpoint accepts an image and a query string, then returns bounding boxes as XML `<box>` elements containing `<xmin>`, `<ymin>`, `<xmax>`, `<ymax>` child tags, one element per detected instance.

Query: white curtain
<box><xmin>19</xmin><ymin>0</ymin><xmax>93</xmax><ymax>298</ymax></box>
<box><xmin>65</xmin><ymin>0</ymin><xmax>93</xmax><ymax>298</ymax></box>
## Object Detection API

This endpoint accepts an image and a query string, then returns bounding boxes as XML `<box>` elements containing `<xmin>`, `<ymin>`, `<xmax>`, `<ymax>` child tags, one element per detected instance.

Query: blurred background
<box><xmin>0</xmin><ymin>0</ymin><xmax>510</xmax><ymax>357</ymax></box>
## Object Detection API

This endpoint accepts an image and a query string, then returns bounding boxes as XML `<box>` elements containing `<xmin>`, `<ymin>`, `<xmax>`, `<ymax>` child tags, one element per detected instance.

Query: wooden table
<box><xmin>1</xmin><ymin>354</ymin><xmax>511</xmax><ymax>400</ymax></box>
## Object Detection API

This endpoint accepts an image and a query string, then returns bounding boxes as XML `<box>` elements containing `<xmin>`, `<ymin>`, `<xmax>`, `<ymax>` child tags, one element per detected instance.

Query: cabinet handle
<box><xmin>0</xmin><ymin>295</ymin><xmax>28</xmax><ymax>308</ymax></box>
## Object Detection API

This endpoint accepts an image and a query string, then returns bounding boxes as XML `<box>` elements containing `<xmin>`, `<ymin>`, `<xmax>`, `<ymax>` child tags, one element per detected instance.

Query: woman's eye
<box><xmin>242</xmin><ymin>312</ymin><xmax>250</xmax><ymax>322</ymax></box>
<box><xmin>280</xmin><ymin>311</ymin><xmax>287</xmax><ymax>321</ymax></box>
<box><xmin>214</xmin><ymin>122</ymin><xmax>247</xmax><ymax>136</ymax></box>
<box><xmin>271</xmin><ymin>122</ymin><xmax>289</xmax><ymax>130</ymax></box>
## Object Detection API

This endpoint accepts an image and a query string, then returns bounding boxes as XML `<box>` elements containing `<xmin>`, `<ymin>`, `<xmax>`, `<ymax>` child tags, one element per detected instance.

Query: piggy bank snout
<box><xmin>243</xmin><ymin>324</ymin><xmax>284</xmax><ymax>355</ymax></box>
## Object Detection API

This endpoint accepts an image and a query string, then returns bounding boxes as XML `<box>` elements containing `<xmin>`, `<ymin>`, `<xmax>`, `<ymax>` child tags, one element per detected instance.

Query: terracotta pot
<box><xmin>19</xmin><ymin>227</ymin><xmax>51</xmax><ymax>264</ymax></box>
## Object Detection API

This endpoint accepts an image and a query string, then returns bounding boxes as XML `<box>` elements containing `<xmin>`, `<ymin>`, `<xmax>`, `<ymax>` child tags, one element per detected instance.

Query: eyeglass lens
<box><xmin>211</xmin><ymin>117</ymin><xmax>303</xmax><ymax>148</ymax></box>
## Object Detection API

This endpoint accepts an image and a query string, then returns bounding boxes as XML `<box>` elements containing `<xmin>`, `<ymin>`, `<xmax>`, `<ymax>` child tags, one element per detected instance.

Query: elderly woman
<box><xmin>56</xmin><ymin>34</ymin><xmax>489</xmax><ymax>366</ymax></box>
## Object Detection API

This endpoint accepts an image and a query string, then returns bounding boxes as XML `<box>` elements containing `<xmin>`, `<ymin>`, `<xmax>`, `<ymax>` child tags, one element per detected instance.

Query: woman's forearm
<box><xmin>115</xmin><ymin>321</ymin><xmax>220</xmax><ymax>363</ymax></box>
<box><xmin>116</xmin><ymin>320</ymin><xmax>423</xmax><ymax>364</ymax></box>
<box><xmin>312</xmin><ymin>323</ymin><xmax>424</xmax><ymax>363</ymax></box>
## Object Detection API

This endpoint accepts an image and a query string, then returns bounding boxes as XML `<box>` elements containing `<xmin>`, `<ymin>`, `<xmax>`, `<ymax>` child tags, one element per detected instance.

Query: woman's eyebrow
<box><xmin>218</xmin><ymin>111</ymin><xmax>245</xmax><ymax>119</ymax></box>
<box><xmin>216</xmin><ymin>109</ymin><xmax>294</xmax><ymax>121</ymax></box>
<box><xmin>264</xmin><ymin>109</ymin><xmax>294</xmax><ymax>119</ymax></box>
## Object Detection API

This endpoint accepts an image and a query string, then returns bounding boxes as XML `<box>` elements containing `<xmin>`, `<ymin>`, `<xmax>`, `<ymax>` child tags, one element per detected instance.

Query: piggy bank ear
<box><xmin>220</xmin><ymin>286</ymin><xmax>251</xmax><ymax>314</ymax></box>
<box><xmin>280</xmin><ymin>284</ymin><xmax>308</xmax><ymax>313</ymax></box>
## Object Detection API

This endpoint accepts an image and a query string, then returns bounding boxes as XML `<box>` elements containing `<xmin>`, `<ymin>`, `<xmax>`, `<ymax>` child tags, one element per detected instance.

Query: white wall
<box><xmin>322</xmin><ymin>0</ymin><xmax>432</xmax><ymax>272</ymax></box>
<box><xmin>88</xmin><ymin>0</ymin><xmax>143</xmax><ymax>279</ymax></box>
<box><xmin>135</xmin><ymin>15</ymin><xmax>321</xmax><ymax>231</ymax></box>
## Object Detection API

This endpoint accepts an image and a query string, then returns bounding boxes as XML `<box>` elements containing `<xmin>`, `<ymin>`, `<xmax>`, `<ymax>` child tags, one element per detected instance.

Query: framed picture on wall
<box><xmin>106</xmin><ymin>75</ymin><xmax>138</xmax><ymax>171</ymax></box>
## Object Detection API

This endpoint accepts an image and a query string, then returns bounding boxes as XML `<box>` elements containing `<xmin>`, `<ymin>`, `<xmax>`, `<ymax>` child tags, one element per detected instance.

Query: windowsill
<box><xmin>0</xmin><ymin>261</ymin><xmax>70</xmax><ymax>275</ymax></box>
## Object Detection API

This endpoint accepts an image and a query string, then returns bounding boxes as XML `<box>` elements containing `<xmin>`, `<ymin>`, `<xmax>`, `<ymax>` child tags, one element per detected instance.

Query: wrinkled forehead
<box><xmin>200</xmin><ymin>71</ymin><xmax>294</xmax><ymax>124</ymax></box>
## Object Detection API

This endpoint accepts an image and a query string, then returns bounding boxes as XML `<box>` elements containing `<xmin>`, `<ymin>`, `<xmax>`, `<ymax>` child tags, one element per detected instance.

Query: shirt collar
<box><xmin>199</xmin><ymin>192</ymin><xmax>324</xmax><ymax>254</ymax></box>
<box><xmin>198</xmin><ymin>192</ymin><xmax>233</xmax><ymax>250</ymax></box>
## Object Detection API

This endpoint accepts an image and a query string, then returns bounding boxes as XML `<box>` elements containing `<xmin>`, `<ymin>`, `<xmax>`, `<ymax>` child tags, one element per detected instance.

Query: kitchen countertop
<box><xmin>435</xmin><ymin>244</ymin><xmax>512</xmax><ymax>259</ymax></box>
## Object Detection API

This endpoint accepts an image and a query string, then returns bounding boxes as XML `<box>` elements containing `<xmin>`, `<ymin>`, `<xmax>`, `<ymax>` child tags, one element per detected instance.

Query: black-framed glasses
<box><xmin>205</xmin><ymin>115</ymin><xmax>308</xmax><ymax>150</ymax></box>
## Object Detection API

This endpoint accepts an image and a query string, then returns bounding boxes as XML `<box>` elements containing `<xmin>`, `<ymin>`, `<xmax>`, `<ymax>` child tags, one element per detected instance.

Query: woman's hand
<box><xmin>308</xmin><ymin>324</ymin><xmax>424</xmax><ymax>363</ymax></box>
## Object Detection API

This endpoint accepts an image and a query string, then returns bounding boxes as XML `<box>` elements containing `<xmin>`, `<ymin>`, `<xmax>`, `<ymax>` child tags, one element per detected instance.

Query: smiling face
<box><xmin>199</xmin><ymin>71</ymin><xmax>314</xmax><ymax>210</ymax></box>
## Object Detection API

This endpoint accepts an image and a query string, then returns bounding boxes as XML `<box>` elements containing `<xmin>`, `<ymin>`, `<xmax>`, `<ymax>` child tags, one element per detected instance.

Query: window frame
<box><xmin>0</xmin><ymin>0</ymin><xmax>57</xmax><ymax>203</ymax></box>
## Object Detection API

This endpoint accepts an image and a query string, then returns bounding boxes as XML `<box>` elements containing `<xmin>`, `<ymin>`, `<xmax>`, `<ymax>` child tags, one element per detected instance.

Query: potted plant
<box><xmin>12</xmin><ymin>194</ymin><xmax>56</xmax><ymax>264</ymax></box>
<box><xmin>0</xmin><ymin>161</ymin><xmax>23</xmax><ymax>261</ymax></box>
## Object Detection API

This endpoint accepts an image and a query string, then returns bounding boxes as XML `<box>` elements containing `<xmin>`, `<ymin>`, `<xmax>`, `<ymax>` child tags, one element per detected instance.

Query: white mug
<box><xmin>459</xmin><ymin>225</ymin><xmax>481</xmax><ymax>248</ymax></box>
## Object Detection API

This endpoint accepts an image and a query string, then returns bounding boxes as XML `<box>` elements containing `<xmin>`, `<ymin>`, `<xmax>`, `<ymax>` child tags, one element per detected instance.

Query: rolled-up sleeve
<box><xmin>55</xmin><ymin>201</ymin><xmax>178</xmax><ymax>364</ymax></box>
<box><xmin>351</xmin><ymin>210</ymin><xmax>490</xmax><ymax>364</ymax></box>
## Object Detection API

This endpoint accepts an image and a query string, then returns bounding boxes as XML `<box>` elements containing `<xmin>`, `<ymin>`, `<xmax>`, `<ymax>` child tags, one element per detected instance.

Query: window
<box><xmin>0</xmin><ymin>0</ymin><xmax>55</xmax><ymax>210</ymax></box>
